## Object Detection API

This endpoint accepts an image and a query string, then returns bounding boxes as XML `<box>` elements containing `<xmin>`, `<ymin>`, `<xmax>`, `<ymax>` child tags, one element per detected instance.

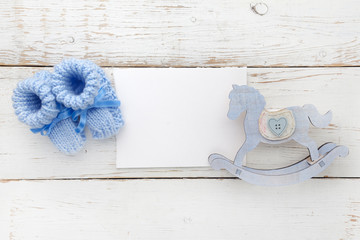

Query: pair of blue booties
<box><xmin>12</xmin><ymin>59</ymin><xmax>124</xmax><ymax>154</ymax></box>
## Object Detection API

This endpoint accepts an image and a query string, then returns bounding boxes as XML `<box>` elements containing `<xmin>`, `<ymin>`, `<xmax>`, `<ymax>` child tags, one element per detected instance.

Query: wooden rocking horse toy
<box><xmin>209</xmin><ymin>85</ymin><xmax>349</xmax><ymax>186</ymax></box>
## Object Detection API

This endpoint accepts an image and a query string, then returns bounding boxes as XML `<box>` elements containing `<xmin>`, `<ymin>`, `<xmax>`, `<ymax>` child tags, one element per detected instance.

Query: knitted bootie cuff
<box><xmin>51</xmin><ymin>59</ymin><xmax>103</xmax><ymax>110</ymax></box>
<box><xmin>12</xmin><ymin>71</ymin><xmax>59</xmax><ymax>129</ymax></box>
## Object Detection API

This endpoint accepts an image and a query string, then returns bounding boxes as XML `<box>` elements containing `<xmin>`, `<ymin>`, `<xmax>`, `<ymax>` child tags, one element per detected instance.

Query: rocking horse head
<box><xmin>227</xmin><ymin>85</ymin><xmax>266</xmax><ymax>120</ymax></box>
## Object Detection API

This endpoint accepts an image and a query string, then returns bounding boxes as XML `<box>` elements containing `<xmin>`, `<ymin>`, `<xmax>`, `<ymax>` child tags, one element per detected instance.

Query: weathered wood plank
<box><xmin>0</xmin><ymin>67</ymin><xmax>358</xmax><ymax>179</ymax></box>
<box><xmin>0</xmin><ymin>0</ymin><xmax>359</xmax><ymax>67</ymax></box>
<box><xmin>0</xmin><ymin>179</ymin><xmax>359</xmax><ymax>240</ymax></box>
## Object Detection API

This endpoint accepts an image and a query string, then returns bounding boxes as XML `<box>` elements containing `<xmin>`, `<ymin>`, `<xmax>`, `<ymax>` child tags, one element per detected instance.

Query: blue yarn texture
<box><xmin>12</xmin><ymin>59</ymin><xmax>123</xmax><ymax>154</ymax></box>
<box><xmin>51</xmin><ymin>59</ymin><xmax>124</xmax><ymax>139</ymax></box>
<box><xmin>13</xmin><ymin>71</ymin><xmax>59</xmax><ymax>128</ymax></box>
<box><xmin>12</xmin><ymin>71</ymin><xmax>86</xmax><ymax>154</ymax></box>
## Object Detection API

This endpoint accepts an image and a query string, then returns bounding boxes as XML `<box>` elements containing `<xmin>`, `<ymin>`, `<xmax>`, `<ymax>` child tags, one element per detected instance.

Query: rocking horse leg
<box><xmin>233</xmin><ymin>139</ymin><xmax>260</xmax><ymax>167</ymax></box>
<box><xmin>295</xmin><ymin>136</ymin><xmax>320</xmax><ymax>161</ymax></box>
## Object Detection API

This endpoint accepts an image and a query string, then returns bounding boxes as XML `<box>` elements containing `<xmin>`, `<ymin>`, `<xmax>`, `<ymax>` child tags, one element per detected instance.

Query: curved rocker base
<box><xmin>209</xmin><ymin>143</ymin><xmax>349</xmax><ymax>186</ymax></box>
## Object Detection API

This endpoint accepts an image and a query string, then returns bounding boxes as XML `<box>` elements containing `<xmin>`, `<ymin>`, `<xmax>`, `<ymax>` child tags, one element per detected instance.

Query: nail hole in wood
<box><xmin>251</xmin><ymin>2</ymin><xmax>268</xmax><ymax>16</ymax></box>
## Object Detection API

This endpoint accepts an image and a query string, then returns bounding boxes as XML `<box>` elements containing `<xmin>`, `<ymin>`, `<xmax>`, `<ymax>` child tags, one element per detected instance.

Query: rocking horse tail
<box><xmin>303</xmin><ymin>104</ymin><xmax>332</xmax><ymax>128</ymax></box>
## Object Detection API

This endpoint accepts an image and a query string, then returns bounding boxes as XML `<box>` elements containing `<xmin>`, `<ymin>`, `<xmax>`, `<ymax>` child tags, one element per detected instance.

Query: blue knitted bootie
<box><xmin>51</xmin><ymin>59</ymin><xmax>124</xmax><ymax>139</ymax></box>
<box><xmin>12</xmin><ymin>71</ymin><xmax>86</xmax><ymax>154</ymax></box>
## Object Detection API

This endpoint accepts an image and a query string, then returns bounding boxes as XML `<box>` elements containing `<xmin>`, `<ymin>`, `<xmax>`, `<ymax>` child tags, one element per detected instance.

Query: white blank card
<box><xmin>114</xmin><ymin>68</ymin><xmax>247</xmax><ymax>168</ymax></box>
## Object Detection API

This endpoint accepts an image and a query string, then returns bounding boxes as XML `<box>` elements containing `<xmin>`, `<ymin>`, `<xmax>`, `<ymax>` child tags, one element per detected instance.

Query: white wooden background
<box><xmin>0</xmin><ymin>0</ymin><xmax>359</xmax><ymax>239</ymax></box>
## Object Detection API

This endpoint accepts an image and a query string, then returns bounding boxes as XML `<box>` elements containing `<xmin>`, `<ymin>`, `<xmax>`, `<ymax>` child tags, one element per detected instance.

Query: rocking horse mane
<box><xmin>229</xmin><ymin>85</ymin><xmax>266</xmax><ymax>110</ymax></box>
